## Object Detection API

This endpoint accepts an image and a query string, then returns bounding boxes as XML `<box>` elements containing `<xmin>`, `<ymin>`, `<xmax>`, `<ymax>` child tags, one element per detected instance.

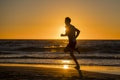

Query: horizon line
<box><xmin>0</xmin><ymin>39</ymin><xmax>120</xmax><ymax>40</ymax></box>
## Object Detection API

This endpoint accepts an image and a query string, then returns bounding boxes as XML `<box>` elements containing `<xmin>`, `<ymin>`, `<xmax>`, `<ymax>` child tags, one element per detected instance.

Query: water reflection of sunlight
<box><xmin>62</xmin><ymin>60</ymin><xmax>70</xmax><ymax>64</ymax></box>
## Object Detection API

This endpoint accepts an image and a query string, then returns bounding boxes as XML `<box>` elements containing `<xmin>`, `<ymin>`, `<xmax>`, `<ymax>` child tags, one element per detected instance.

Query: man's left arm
<box><xmin>75</xmin><ymin>28</ymin><xmax>80</xmax><ymax>38</ymax></box>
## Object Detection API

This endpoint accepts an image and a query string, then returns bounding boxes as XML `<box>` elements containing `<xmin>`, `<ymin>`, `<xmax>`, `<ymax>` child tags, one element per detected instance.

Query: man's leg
<box><xmin>75</xmin><ymin>47</ymin><xmax>80</xmax><ymax>54</ymax></box>
<box><xmin>64</xmin><ymin>43</ymin><xmax>72</xmax><ymax>53</ymax></box>
<box><xmin>70</xmin><ymin>52</ymin><xmax>80</xmax><ymax>69</ymax></box>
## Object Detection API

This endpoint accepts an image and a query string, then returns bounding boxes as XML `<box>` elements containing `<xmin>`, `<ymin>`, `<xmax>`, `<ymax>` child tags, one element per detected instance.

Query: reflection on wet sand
<box><xmin>62</xmin><ymin>60</ymin><xmax>70</xmax><ymax>69</ymax></box>
<box><xmin>63</xmin><ymin>65</ymin><xmax>69</xmax><ymax>69</ymax></box>
<box><xmin>62</xmin><ymin>60</ymin><xmax>83</xmax><ymax>78</ymax></box>
<box><xmin>0</xmin><ymin>64</ymin><xmax>119</xmax><ymax>80</ymax></box>
<box><xmin>0</xmin><ymin>63</ymin><xmax>120</xmax><ymax>75</ymax></box>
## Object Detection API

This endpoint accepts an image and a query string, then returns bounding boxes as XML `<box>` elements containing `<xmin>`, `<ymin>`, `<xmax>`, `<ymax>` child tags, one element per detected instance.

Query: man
<box><xmin>61</xmin><ymin>17</ymin><xmax>80</xmax><ymax>69</ymax></box>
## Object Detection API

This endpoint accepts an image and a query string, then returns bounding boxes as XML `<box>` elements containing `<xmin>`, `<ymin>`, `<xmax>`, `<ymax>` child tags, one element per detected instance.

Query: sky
<box><xmin>0</xmin><ymin>0</ymin><xmax>120</xmax><ymax>39</ymax></box>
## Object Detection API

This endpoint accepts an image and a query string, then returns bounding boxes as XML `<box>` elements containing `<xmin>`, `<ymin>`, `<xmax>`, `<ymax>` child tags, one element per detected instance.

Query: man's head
<box><xmin>65</xmin><ymin>17</ymin><xmax>71</xmax><ymax>25</ymax></box>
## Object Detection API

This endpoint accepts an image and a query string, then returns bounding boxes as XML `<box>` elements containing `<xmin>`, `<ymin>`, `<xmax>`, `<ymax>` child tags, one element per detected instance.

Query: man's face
<box><xmin>65</xmin><ymin>20</ymin><xmax>70</xmax><ymax>25</ymax></box>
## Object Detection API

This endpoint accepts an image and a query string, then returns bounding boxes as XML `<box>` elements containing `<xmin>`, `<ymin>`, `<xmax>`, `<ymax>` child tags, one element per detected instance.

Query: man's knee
<box><xmin>70</xmin><ymin>52</ymin><xmax>74</xmax><ymax>57</ymax></box>
<box><xmin>64</xmin><ymin>47</ymin><xmax>71</xmax><ymax>52</ymax></box>
<box><xmin>64</xmin><ymin>48</ymin><xmax>68</xmax><ymax>52</ymax></box>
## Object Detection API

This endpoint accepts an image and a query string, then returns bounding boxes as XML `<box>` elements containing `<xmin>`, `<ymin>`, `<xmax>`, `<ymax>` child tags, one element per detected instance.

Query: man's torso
<box><xmin>66</xmin><ymin>24</ymin><xmax>76</xmax><ymax>42</ymax></box>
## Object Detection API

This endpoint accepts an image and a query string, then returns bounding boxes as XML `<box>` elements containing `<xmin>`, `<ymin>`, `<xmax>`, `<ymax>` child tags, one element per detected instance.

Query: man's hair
<box><xmin>65</xmin><ymin>17</ymin><xmax>71</xmax><ymax>23</ymax></box>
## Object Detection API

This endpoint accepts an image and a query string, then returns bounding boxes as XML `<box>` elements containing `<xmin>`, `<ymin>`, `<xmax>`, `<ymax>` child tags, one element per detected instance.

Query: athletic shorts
<box><xmin>64</xmin><ymin>41</ymin><xmax>76</xmax><ymax>52</ymax></box>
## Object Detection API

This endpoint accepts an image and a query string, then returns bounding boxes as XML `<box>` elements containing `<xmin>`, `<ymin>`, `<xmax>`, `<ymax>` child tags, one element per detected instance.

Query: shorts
<box><xmin>64</xmin><ymin>41</ymin><xmax>76</xmax><ymax>52</ymax></box>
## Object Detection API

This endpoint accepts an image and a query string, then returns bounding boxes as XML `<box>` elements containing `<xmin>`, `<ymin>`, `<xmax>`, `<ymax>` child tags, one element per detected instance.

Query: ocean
<box><xmin>0</xmin><ymin>39</ymin><xmax>120</xmax><ymax>66</ymax></box>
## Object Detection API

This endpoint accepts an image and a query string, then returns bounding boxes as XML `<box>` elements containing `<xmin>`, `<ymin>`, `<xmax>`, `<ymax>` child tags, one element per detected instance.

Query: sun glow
<box><xmin>58</xmin><ymin>26</ymin><xmax>67</xmax><ymax>39</ymax></box>
<box><xmin>59</xmin><ymin>26</ymin><xmax>66</xmax><ymax>34</ymax></box>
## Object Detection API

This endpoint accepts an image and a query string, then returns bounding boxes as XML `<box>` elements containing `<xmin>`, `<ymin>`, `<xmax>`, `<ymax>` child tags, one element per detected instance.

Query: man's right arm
<box><xmin>61</xmin><ymin>27</ymin><xmax>68</xmax><ymax>37</ymax></box>
<box><xmin>61</xmin><ymin>33</ymin><xmax>67</xmax><ymax>36</ymax></box>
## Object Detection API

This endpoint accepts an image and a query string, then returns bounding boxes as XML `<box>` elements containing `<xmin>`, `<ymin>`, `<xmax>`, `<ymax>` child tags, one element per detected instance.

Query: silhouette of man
<box><xmin>61</xmin><ymin>17</ymin><xmax>80</xmax><ymax>69</ymax></box>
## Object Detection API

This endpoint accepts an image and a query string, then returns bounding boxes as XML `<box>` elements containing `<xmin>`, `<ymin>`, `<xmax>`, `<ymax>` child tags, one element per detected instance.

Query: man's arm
<box><xmin>61</xmin><ymin>27</ymin><xmax>68</xmax><ymax>37</ymax></box>
<box><xmin>61</xmin><ymin>33</ymin><xmax>67</xmax><ymax>36</ymax></box>
<box><xmin>75</xmin><ymin>28</ymin><xmax>80</xmax><ymax>38</ymax></box>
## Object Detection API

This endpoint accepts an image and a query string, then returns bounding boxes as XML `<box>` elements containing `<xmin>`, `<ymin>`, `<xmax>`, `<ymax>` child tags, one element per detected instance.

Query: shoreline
<box><xmin>0</xmin><ymin>63</ymin><xmax>120</xmax><ymax>75</ymax></box>
<box><xmin>0</xmin><ymin>63</ymin><xmax>120</xmax><ymax>80</ymax></box>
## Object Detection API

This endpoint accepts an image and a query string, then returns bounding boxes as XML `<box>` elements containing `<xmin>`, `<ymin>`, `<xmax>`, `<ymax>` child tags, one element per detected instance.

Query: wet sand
<box><xmin>0</xmin><ymin>64</ymin><xmax>120</xmax><ymax>80</ymax></box>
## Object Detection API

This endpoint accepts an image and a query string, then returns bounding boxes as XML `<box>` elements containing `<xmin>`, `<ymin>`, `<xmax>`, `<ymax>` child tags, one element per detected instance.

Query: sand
<box><xmin>0</xmin><ymin>64</ymin><xmax>120</xmax><ymax>80</ymax></box>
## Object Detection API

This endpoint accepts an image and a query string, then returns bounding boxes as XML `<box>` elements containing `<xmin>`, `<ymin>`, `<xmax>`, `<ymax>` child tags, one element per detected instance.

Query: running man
<box><xmin>61</xmin><ymin>17</ymin><xmax>80</xmax><ymax>69</ymax></box>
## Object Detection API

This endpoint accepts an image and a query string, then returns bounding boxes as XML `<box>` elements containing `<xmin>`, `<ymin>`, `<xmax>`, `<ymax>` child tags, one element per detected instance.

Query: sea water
<box><xmin>0</xmin><ymin>39</ymin><xmax>120</xmax><ymax>66</ymax></box>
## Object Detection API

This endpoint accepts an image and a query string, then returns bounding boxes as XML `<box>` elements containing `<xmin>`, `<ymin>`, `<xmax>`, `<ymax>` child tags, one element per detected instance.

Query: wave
<box><xmin>0</xmin><ymin>59</ymin><xmax>120</xmax><ymax>66</ymax></box>
<box><xmin>0</xmin><ymin>40</ymin><xmax>120</xmax><ymax>54</ymax></box>
<box><xmin>15</xmin><ymin>47</ymin><xmax>64</xmax><ymax>52</ymax></box>
<box><xmin>11</xmin><ymin>46</ymin><xmax>120</xmax><ymax>53</ymax></box>
<box><xmin>0</xmin><ymin>55</ymin><xmax>120</xmax><ymax>59</ymax></box>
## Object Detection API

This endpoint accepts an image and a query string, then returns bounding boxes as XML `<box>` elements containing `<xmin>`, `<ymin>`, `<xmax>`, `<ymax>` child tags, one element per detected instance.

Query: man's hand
<box><xmin>61</xmin><ymin>34</ymin><xmax>66</xmax><ymax>37</ymax></box>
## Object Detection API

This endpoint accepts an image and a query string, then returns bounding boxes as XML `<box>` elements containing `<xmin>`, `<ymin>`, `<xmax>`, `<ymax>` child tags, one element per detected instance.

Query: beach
<box><xmin>0</xmin><ymin>64</ymin><xmax>120</xmax><ymax>80</ymax></box>
<box><xmin>0</xmin><ymin>40</ymin><xmax>120</xmax><ymax>80</ymax></box>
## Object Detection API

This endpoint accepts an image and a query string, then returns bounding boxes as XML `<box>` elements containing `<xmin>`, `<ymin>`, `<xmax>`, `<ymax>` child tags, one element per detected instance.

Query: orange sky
<box><xmin>0</xmin><ymin>0</ymin><xmax>120</xmax><ymax>39</ymax></box>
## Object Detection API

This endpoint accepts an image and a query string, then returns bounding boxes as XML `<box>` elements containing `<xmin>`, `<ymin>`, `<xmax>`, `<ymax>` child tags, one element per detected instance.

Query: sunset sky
<box><xmin>0</xmin><ymin>0</ymin><xmax>120</xmax><ymax>39</ymax></box>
